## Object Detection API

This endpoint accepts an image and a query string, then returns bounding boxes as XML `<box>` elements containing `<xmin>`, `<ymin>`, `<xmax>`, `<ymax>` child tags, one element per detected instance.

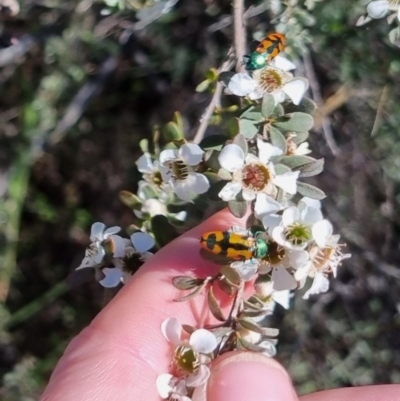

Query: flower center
<box><xmin>241</xmin><ymin>163</ymin><xmax>271</xmax><ymax>191</ymax></box>
<box><xmin>258</xmin><ymin>67</ymin><xmax>284</xmax><ymax>93</ymax></box>
<box><xmin>263</xmin><ymin>240</ymin><xmax>285</xmax><ymax>265</ymax></box>
<box><xmin>168</xmin><ymin>159</ymin><xmax>190</xmax><ymax>182</ymax></box>
<box><xmin>283</xmin><ymin>222</ymin><xmax>311</xmax><ymax>246</ymax></box>
<box><xmin>173</xmin><ymin>345</ymin><xmax>200</xmax><ymax>374</ymax></box>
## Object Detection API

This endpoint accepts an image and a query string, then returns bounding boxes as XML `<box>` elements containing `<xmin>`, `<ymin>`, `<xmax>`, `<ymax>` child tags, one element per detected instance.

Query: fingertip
<box><xmin>205</xmin><ymin>352</ymin><xmax>298</xmax><ymax>401</ymax></box>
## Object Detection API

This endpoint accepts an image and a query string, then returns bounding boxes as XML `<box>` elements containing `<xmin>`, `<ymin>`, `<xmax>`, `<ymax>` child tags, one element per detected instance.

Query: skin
<box><xmin>40</xmin><ymin>209</ymin><xmax>400</xmax><ymax>401</ymax></box>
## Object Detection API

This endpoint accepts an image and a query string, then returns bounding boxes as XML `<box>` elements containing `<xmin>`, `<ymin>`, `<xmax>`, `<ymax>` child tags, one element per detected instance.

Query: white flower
<box><xmin>76</xmin><ymin>222</ymin><xmax>125</xmax><ymax>270</ymax></box>
<box><xmin>269</xmin><ymin>205</ymin><xmax>329</xmax><ymax>251</ymax></box>
<box><xmin>136</xmin><ymin>153</ymin><xmax>166</xmax><ymax>194</ymax></box>
<box><xmin>367</xmin><ymin>0</ymin><xmax>400</xmax><ymax>20</ymax></box>
<box><xmin>159</xmin><ymin>144</ymin><xmax>210</xmax><ymax>202</ymax></box>
<box><xmin>218</xmin><ymin>139</ymin><xmax>299</xmax><ymax>218</ymax></box>
<box><xmin>228</xmin><ymin>56</ymin><xmax>309</xmax><ymax>105</ymax></box>
<box><xmin>294</xmin><ymin>234</ymin><xmax>351</xmax><ymax>299</ymax></box>
<box><xmin>99</xmin><ymin>231</ymin><xmax>154</xmax><ymax>288</ymax></box>
<box><xmin>156</xmin><ymin>374</ymin><xmax>191</xmax><ymax>401</ymax></box>
<box><xmin>285</xmin><ymin>135</ymin><xmax>312</xmax><ymax>156</ymax></box>
<box><xmin>254</xmin><ymin>279</ymin><xmax>292</xmax><ymax>311</ymax></box>
<box><xmin>161</xmin><ymin>317</ymin><xmax>217</xmax><ymax>387</ymax></box>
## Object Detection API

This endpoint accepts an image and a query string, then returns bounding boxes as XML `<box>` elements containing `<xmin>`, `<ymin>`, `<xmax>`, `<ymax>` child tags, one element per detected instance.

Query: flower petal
<box><xmin>185</xmin><ymin>365</ymin><xmax>210</xmax><ymax>387</ymax></box>
<box><xmin>282</xmin><ymin>77</ymin><xmax>309</xmax><ymax>105</ymax></box>
<box><xmin>257</xmin><ymin>139</ymin><xmax>283</xmax><ymax>162</ymax></box>
<box><xmin>272</xmin><ymin>290</ymin><xmax>291</xmax><ymax>310</ymax></box>
<box><xmin>174</xmin><ymin>173</ymin><xmax>210</xmax><ymax>202</ymax></box>
<box><xmin>273</xmin><ymin>171</ymin><xmax>299</xmax><ymax>195</ymax></box>
<box><xmin>272</xmin><ymin>55</ymin><xmax>296</xmax><ymax>71</ymax></box>
<box><xmin>262</xmin><ymin>214</ymin><xmax>281</xmax><ymax>236</ymax></box>
<box><xmin>282</xmin><ymin>206</ymin><xmax>300</xmax><ymax>226</ymax></box>
<box><xmin>103</xmin><ymin>226</ymin><xmax>122</xmax><ymax>237</ymax></box>
<box><xmin>156</xmin><ymin>373</ymin><xmax>174</xmax><ymax>399</ymax></box>
<box><xmin>159</xmin><ymin>148</ymin><xmax>178</xmax><ymax>164</ymax></box>
<box><xmin>99</xmin><ymin>267</ymin><xmax>122</xmax><ymax>288</ymax></box>
<box><xmin>299</xmin><ymin>197</ymin><xmax>321</xmax><ymax>209</ymax></box>
<box><xmin>131</xmin><ymin>232</ymin><xmax>155</xmax><ymax>253</ymax></box>
<box><xmin>271</xmin><ymin>267</ymin><xmax>298</xmax><ymax>290</ymax></box>
<box><xmin>189</xmin><ymin>329</ymin><xmax>218</xmax><ymax>354</ymax></box>
<box><xmin>231</xmin><ymin>260</ymin><xmax>258</xmax><ymax>281</ymax></box>
<box><xmin>136</xmin><ymin>152</ymin><xmax>154</xmax><ymax>174</ymax></box>
<box><xmin>112</xmin><ymin>235</ymin><xmax>127</xmax><ymax>258</ymax></box>
<box><xmin>228</xmin><ymin>73</ymin><xmax>257</xmax><ymax>96</ymax></box>
<box><xmin>218</xmin><ymin>144</ymin><xmax>245</xmax><ymax>172</ymax></box>
<box><xmin>179</xmin><ymin>143</ymin><xmax>204</xmax><ymax>166</ymax></box>
<box><xmin>287</xmin><ymin>249</ymin><xmax>309</xmax><ymax>269</ymax></box>
<box><xmin>312</xmin><ymin>219</ymin><xmax>333</xmax><ymax>248</ymax></box>
<box><xmin>301</xmin><ymin>206</ymin><xmax>323</xmax><ymax>225</ymax></box>
<box><xmin>159</xmin><ymin>164</ymin><xmax>172</xmax><ymax>183</ymax></box>
<box><xmin>258</xmin><ymin>340</ymin><xmax>277</xmax><ymax>357</ymax></box>
<box><xmin>254</xmin><ymin>193</ymin><xmax>282</xmax><ymax>219</ymax></box>
<box><xmin>367</xmin><ymin>0</ymin><xmax>389</xmax><ymax>18</ymax></box>
<box><xmin>242</xmin><ymin>189</ymin><xmax>256</xmax><ymax>201</ymax></box>
<box><xmin>294</xmin><ymin>263</ymin><xmax>311</xmax><ymax>281</ymax></box>
<box><xmin>90</xmin><ymin>222</ymin><xmax>105</xmax><ymax>241</ymax></box>
<box><xmin>218</xmin><ymin>182</ymin><xmax>242</xmax><ymax>201</ymax></box>
<box><xmin>161</xmin><ymin>317</ymin><xmax>182</xmax><ymax>344</ymax></box>
<box><xmin>303</xmin><ymin>273</ymin><xmax>330</xmax><ymax>299</ymax></box>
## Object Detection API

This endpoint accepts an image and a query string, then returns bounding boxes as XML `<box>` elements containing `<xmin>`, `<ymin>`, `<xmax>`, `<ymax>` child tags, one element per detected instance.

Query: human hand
<box><xmin>40</xmin><ymin>209</ymin><xmax>400</xmax><ymax>401</ymax></box>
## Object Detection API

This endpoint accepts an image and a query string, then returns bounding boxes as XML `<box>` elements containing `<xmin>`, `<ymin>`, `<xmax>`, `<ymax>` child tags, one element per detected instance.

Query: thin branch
<box><xmin>192</xmin><ymin>51</ymin><xmax>235</xmax><ymax>144</ymax></box>
<box><xmin>303</xmin><ymin>52</ymin><xmax>340</xmax><ymax>156</ymax></box>
<box><xmin>233</xmin><ymin>0</ymin><xmax>246</xmax><ymax>73</ymax></box>
<box><xmin>370</xmin><ymin>85</ymin><xmax>388</xmax><ymax>137</ymax></box>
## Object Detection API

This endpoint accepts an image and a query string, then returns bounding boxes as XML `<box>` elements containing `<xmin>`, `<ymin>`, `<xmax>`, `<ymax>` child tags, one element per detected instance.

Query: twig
<box><xmin>303</xmin><ymin>52</ymin><xmax>340</xmax><ymax>156</ymax></box>
<box><xmin>370</xmin><ymin>85</ymin><xmax>388</xmax><ymax>137</ymax></box>
<box><xmin>233</xmin><ymin>0</ymin><xmax>246</xmax><ymax>73</ymax></box>
<box><xmin>192</xmin><ymin>52</ymin><xmax>235</xmax><ymax>144</ymax></box>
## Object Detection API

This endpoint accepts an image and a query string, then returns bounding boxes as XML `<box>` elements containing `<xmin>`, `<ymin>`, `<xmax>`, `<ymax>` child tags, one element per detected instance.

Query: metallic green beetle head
<box><xmin>254</xmin><ymin>238</ymin><xmax>269</xmax><ymax>259</ymax></box>
<box><xmin>245</xmin><ymin>52</ymin><xmax>267</xmax><ymax>71</ymax></box>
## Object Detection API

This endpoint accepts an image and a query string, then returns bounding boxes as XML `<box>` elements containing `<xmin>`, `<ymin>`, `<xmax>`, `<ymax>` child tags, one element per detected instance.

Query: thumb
<box><xmin>198</xmin><ymin>352</ymin><xmax>298</xmax><ymax>401</ymax></box>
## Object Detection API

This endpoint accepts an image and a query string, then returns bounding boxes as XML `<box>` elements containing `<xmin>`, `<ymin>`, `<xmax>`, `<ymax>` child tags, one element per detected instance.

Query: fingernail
<box><xmin>206</xmin><ymin>352</ymin><xmax>297</xmax><ymax>401</ymax></box>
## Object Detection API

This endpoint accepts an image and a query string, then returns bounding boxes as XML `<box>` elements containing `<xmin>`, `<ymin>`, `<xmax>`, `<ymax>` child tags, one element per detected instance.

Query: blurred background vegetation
<box><xmin>0</xmin><ymin>0</ymin><xmax>400</xmax><ymax>399</ymax></box>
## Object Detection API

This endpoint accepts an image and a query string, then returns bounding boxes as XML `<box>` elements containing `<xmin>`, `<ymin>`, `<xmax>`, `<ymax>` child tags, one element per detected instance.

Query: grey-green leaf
<box><xmin>239</xmin><ymin>119</ymin><xmax>259</xmax><ymax>139</ymax></box>
<box><xmin>172</xmin><ymin>276</ymin><xmax>204</xmax><ymax>290</ymax></box>
<box><xmin>228</xmin><ymin>200</ymin><xmax>248</xmax><ymax>218</ymax></box>
<box><xmin>284</xmin><ymin>97</ymin><xmax>317</xmax><ymax>114</ymax></box>
<box><xmin>273</xmin><ymin>112</ymin><xmax>314</xmax><ymax>132</ymax></box>
<box><xmin>294</xmin><ymin>158</ymin><xmax>324</xmax><ymax>177</ymax></box>
<box><xmin>232</xmin><ymin>133</ymin><xmax>248</xmax><ymax>155</ymax></box>
<box><xmin>291</xmin><ymin>131</ymin><xmax>309</xmax><ymax>145</ymax></box>
<box><xmin>208</xmin><ymin>286</ymin><xmax>226</xmax><ymax>322</ymax></box>
<box><xmin>237</xmin><ymin>318</ymin><xmax>264</xmax><ymax>334</ymax></box>
<box><xmin>207</xmin><ymin>180</ymin><xmax>227</xmax><ymax>201</ymax></box>
<box><xmin>296</xmin><ymin>182</ymin><xmax>326</xmax><ymax>200</ymax></box>
<box><xmin>274</xmin><ymin>164</ymin><xmax>292</xmax><ymax>175</ymax></box>
<box><xmin>199</xmin><ymin>134</ymin><xmax>230</xmax><ymax>150</ymax></box>
<box><xmin>280</xmin><ymin>155</ymin><xmax>315</xmax><ymax>169</ymax></box>
<box><xmin>269</xmin><ymin>127</ymin><xmax>287</xmax><ymax>152</ymax></box>
<box><xmin>261</xmin><ymin>93</ymin><xmax>275</xmax><ymax>118</ymax></box>
<box><xmin>174</xmin><ymin>282</ymin><xmax>207</xmax><ymax>302</ymax></box>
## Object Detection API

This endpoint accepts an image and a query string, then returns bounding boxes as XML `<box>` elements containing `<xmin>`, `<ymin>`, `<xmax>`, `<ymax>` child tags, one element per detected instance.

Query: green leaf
<box><xmin>237</xmin><ymin>318</ymin><xmax>264</xmax><ymax>334</ymax></box>
<box><xmin>172</xmin><ymin>276</ymin><xmax>204</xmax><ymax>290</ymax></box>
<box><xmin>280</xmin><ymin>155</ymin><xmax>315</xmax><ymax>169</ymax></box>
<box><xmin>228</xmin><ymin>200</ymin><xmax>248</xmax><ymax>218</ymax></box>
<box><xmin>163</xmin><ymin>121</ymin><xmax>184</xmax><ymax>142</ymax></box>
<box><xmin>270</xmin><ymin>103</ymin><xmax>284</xmax><ymax>118</ymax></box>
<box><xmin>204</xmin><ymin>149</ymin><xmax>221</xmax><ymax>171</ymax></box>
<box><xmin>208</xmin><ymin>286</ymin><xmax>226</xmax><ymax>322</ymax></box>
<box><xmin>274</xmin><ymin>164</ymin><xmax>292</xmax><ymax>175</ymax></box>
<box><xmin>151</xmin><ymin>215</ymin><xmax>178</xmax><ymax>246</ymax></box>
<box><xmin>284</xmin><ymin>98</ymin><xmax>317</xmax><ymax>114</ymax></box>
<box><xmin>139</xmin><ymin>138</ymin><xmax>148</xmax><ymax>153</ymax></box>
<box><xmin>227</xmin><ymin>117</ymin><xmax>240</xmax><ymax>137</ymax></box>
<box><xmin>239</xmin><ymin>119</ymin><xmax>259</xmax><ymax>139</ymax></box>
<box><xmin>119</xmin><ymin>190</ymin><xmax>142</xmax><ymax>208</ymax></box>
<box><xmin>220</xmin><ymin>265</ymin><xmax>241</xmax><ymax>285</ymax></box>
<box><xmin>261</xmin><ymin>93</ymin><xmax>275</xmax><ymax>118</ymax></box>
<box><xmin>291</xmin><ymin>131</ymin><xmax>309</xmax><ymax>145</ymax></box>
<box><xmin>232</xmin><ymin>133</ymin><xmax>248</xmax><ymax>155</ymax></box>
<box><xmin>296</xmin><ymin>182</ymin><xmax>326</xmax><ymax>200</ymax></box>
<box><xmin>269</xmin><ymin>127</ymin><xmax>287</xmax><ymax>152</ymax></box>
<box><xmin>272</xmin><ymin>112</ymin><xmax>314</xmax><ymax>132</ymax></box>
<box><xmin>389</xmin><ymin>27</ymin><xmax>400</xmax><ymax>48</ymax></box>
<box><xmin>196</xmin><ymin>79</ymin><xmax>210</xmax><ymax>93</ymax></box>
<box><xmin>199</xmin><ymin>134</ymin><xmax>229</xmax><ymax>150</ymax></box>
<box><xmin>241</xmin><ymin>105</ymin><xmax>263</xmax><ymax>121</ymax></box>
<box><xmin>293</xmin><ymin>158</ymin><xmax>324</xmax><ymax>177</ymax></box>
<box><xmin>205</xmin><ymin>68</ymin><xmax>218</xmax><ymax>81</ymax></box>
<box><xmin>174</xmin><ymin>282</ymin><xmax>207</xmax><ymax>302</ymax></box>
